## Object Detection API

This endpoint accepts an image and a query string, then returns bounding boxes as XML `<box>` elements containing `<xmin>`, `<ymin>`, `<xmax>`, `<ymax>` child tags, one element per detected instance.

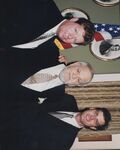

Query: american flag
<box><xmin>94</xmin><ymin>23</ymin><xmax>120</xmax><ymax>38</ymax></box>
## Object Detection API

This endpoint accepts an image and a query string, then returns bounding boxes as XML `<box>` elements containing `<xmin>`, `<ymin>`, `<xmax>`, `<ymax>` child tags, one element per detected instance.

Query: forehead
<box><xmin>64</xmin><ymin>21</ymin><xmax>83</xmax><ymax>29</ymax></box>
<box><xmin>78</xmin><ymin>64</ymin><xmax>91</xmax><ymax>79</ymax></box>
<box><xmin>97</xmin><ymin>111</ymin><xmax>105</xmax><ymax>126</ymax></box>
<box><xmin>69</xmin><ymin>62</ymin><xmax>90</xmax><ymax>72</ymax></box>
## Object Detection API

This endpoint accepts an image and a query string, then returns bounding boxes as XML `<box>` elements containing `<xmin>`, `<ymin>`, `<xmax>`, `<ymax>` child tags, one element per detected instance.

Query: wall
<box><xmin>70</xmin><ymin>134</ymin><xmax>120</xmax><ymax>149</ymax></box>
<box><xmin>54</xmin><ymin>0</ymin><xmax>120</xmax><ymax>74</ymax></box>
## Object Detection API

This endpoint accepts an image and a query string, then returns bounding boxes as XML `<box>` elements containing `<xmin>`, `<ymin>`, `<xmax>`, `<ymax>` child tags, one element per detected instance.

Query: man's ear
<box><xmin>69</xmin><ymin>18</ymin><xmax>79</xmax><ymax>22</ymax></box>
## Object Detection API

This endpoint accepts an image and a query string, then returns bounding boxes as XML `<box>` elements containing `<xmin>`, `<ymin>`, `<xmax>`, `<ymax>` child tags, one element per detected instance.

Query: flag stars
<box><xmin>109</xmin><ymin>27</ymin><xmax>113</xmax><ymax>31</ymax></box>
<box><xmin>102</xmin><ymin>24</ymin><xmax>106</xmax><ymax>26</ymax></box>
<box><xmin>94</xmin><ymin>23</ymin><xmax>120</xmax><ymax>37</ymax></box>
<box><xmin>94</xmin><ymin>24</ymin><xmax>99</xmax><ymax>28</ymax></box>
<box><xmin>117</xmin><ymin>27</ymin><xmax>120</xmax><ymax>30</ymax></box>
<box><xmin>101</xmin><ymin>28</ymin><xmax>105</xmax><ymax>31</ymax></box>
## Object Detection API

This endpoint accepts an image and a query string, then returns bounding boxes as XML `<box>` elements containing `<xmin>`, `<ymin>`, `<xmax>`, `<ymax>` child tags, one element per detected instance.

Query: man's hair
<box><xmin>80</xmin><ymin>107</ymin><xmax>112</xmax><ymax>131</ymax></box>
<box><xmin>95</xmin><ymin>107</ymin><xmax>112</xmax><ymax>130</ymax></box>
<box><xmin>78</xmin><ymin>62</ymin><xmax>94</xmax><ymax>86</ymax></box>
<box><xmin>75</xmin><ymin>18</ymin><xmax>95</xmax><ymax>45</ymax></box>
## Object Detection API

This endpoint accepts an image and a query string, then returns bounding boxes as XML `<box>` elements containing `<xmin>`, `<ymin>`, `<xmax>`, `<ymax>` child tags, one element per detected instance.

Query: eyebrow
<box><xmin>96</xmin><ymin>118</ymin><xmax>100</xmax><ymax>126</ymax></box>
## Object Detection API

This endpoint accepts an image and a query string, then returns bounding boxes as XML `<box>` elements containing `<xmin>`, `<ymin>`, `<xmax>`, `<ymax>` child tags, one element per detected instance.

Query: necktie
<box><xmin>49</xmin><ymin>112</ymin><xmax>73</xmax><ymax>119</ymax></box>
<box><xmin>22</xmin><ymin>73</ymin><xmax>58</xmax><ymax>85</ymax></box>
<box><xmin>33</xmin><ymin>32</ymin><xmax>56</xmax><ymax>41</ymax></box>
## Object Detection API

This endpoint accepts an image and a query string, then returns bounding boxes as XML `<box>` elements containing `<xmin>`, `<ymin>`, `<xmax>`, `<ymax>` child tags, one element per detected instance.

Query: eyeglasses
<box><xmin>94</xmin><ymin>110</ymin><xmax>100</xmax><ymax>127</ymax></box>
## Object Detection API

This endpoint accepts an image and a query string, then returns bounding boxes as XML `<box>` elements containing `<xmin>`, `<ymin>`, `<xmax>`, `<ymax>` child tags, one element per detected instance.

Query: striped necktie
<box><xmin>33</xmin><ymin>32</ymin><xmax>56</xmax><ymax>41</ymax></box>
<box><xmin>49</xmin><ymin>112</ymin><xmax>73</xmax><ymax>119</ymax></box>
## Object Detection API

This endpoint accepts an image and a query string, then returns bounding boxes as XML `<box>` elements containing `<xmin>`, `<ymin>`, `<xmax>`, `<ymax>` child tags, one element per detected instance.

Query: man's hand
<box><xmin>58</xmin><ymin>55</ymin><xmax>68</xmax><ymax>65</ymax></box>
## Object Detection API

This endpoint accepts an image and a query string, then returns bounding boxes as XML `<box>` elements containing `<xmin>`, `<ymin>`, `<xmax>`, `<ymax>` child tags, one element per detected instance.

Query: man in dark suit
<box><xmin>0</xmin><ymin>93</ymin><xmax>111</xmax><ymax>150</ymax></box>
<box><xmin>0</xmin><ymin>0</ymin><xmax>95</xmax><ymax>50</ymax></box>
<box><xmin>0</xmin><ymin>45</ymin><xmax>63</xmax><ymax>100</ymax></box>
<box><xmin>0</xmin><ymin>43</ymin><xmax>94</xmax><ymax>101</ymax></box>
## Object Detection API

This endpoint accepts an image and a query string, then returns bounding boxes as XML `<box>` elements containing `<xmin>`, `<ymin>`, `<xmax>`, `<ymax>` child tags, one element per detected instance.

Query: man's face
<box><xmin>57</xmin><ymin>19</ymin><xmax>85</xmax><ymax>44</ymax></box>
<box><xmin>80</xmin><ymin>109</ymin><xmax>105</xmax><ymax>129</ymax></box>
<box><xmin>59</xmin><ymin>62</ymin><xmax>92</xmax><ymax>86</ymax></box>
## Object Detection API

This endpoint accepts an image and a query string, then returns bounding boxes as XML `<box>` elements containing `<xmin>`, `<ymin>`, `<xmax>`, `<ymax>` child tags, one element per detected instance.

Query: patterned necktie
<box><xmin>32</xmin><ymin>32</ymin><xmax>56</xmax><ymax>41</ymax></box>
<box><xmin>22</xmin><ymin>73</ymin><xmax>58</xmax><ymax>85</ymax></box>
<box><xmin>49</xmin><ymin>112</ymin><xmax>73</xmax><ymax>119</ymax></box>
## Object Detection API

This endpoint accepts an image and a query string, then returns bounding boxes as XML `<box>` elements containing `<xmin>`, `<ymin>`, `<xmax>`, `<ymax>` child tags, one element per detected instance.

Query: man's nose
<box><xmin>90</xmin><ymin>115</ymin><xmax>96</xmax><ymax>120</ymax></box>
<box><xmin>72</xmin><ymin>72</ymin><xmax>80</xmax><ymax>79</ymax></box>
<box><xmin>68</xmin><ymin>34</ymin><xmax>73</xmax><ymax>39</ymax></box>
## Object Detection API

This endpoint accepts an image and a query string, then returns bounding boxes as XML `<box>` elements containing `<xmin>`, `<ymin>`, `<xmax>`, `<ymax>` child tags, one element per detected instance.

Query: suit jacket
<box><xmin>0</xmin><ymin>40</ymin><xmax>66</xmax><ymax>103</ymax></box>
<box><xmin>0</xmin><ymin>0</ymin><xmax>74</xmax><ymax>51</ymax></box>
<box><xmin>0</xmin><ymin>94</ymin><xmax>80</xmax><ymax>150</ymax></box>
<box><xmin>0</xmin><ymin>0</ymin><xmax>64</xmax><ymax>47</ymax></box>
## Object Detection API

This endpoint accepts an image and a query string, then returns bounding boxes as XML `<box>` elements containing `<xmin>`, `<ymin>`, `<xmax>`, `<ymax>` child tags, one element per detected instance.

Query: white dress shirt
<box><xmin>50</xmin><ymin>111</ymin><xmax>83</xmax><ymax>129</ymax></box>
<box><xmin>50</xmin><ymin>111</ymin><xmax>83</xmax><ymax>150</ymax></box>
<box><xmin>70</xmin><ymin>137</ymin><xmax>81</xmax><ymax>150</ymax></box>
<box><xmin>21</xmin><ymin>64</ymin><xmax>65</xmax><ymax>92</ymax></box>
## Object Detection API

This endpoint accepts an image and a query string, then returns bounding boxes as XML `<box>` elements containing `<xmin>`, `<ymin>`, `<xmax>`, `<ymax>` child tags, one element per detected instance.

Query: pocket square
<box><xmin>38</xmin><ymin>97</ymin><xmax>47</xmax><ymax>104</ymax></box>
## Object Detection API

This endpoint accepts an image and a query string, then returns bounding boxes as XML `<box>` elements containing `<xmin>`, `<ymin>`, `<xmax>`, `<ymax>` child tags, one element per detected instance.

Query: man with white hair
<box><xmin>0</xmin><ymin>45</ymin><xmax>94</xmax><ymax>100</ymax></box>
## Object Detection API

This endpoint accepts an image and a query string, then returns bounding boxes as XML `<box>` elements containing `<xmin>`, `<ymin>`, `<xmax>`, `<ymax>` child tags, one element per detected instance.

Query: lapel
<box><xmin>41</xmin><ymin>94</ymin><xmax>81</xmax><ymax>149</ymax></box>
<box><xmin>42</xmin><ymin>113</ymin><xmax>80</xmax><ymax>150</ymax></box>
<box><xmin>40</xmin><ymin>94</ymin><xmax>78</xmax><ymax>113</ymax></box>
<box><xmin>2</xmin><ymin>45</ymin><xmax>60</xmax><ymax>83</ymax></box>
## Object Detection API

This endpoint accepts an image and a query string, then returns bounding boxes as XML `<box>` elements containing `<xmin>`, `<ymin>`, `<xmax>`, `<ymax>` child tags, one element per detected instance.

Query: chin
<box><xmin>60</xmin><ymin>38</ymin><xmax>67</xmax><ymax>43</ymax></box>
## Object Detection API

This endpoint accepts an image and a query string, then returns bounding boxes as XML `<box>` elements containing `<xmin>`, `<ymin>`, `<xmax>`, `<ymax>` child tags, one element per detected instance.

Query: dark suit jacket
<box><xmin>0</xmin><ymin>0</ymin><xmax>64</xmax><ymax>47</ymax></box>
<box><xmin>0</xmin><ymin>39</ymin><xmax>65</xmax><ymax>101</ymax></box>
<box><xmin>0</xmin><ymin>0</ymin><xmax>73</xmax><ymax>51</ymax></box>
<box><xmin>0</xmin><ymin>94</ymin><xmax>80</xmax><ymax>150</ymax></box>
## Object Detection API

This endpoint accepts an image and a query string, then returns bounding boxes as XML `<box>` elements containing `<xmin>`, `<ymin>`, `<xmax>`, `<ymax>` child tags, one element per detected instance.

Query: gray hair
<box><xmin>78</xmin><ymin>61</ymin><xmax>94</xmax><ymax>86</ymax></box>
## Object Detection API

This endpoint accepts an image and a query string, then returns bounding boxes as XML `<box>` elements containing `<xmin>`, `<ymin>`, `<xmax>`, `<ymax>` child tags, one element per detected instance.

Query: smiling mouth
<box><xmin>63</xmin><ymin>35</ymin><xmax>68</xmax><ymax>41</ymax></box>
